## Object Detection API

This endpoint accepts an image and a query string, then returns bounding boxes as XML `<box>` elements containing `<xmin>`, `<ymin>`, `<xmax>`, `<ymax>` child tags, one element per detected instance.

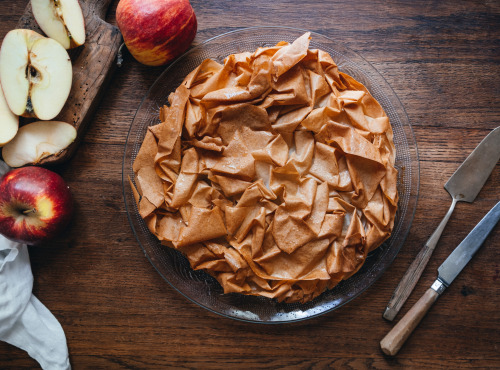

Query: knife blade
<box><xmin>437</xmin><ymin>201</ymin><xmax>500</xmax><ymax>286</ymax></box>
<box><xmin>380</xmin><ymin>201</ymin><xmax>500</xmax><ymax>356</ymax></box>
<box><xmin>383</xmin><ymin>126</ymin><xmax>500</xmax><ymax>321</ymax></box>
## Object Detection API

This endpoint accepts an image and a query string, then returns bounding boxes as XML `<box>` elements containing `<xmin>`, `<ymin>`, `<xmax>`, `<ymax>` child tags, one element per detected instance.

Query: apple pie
<box><xmin>131</xmin><ymin>33</ymin><xmax>398</xmax><ymax>303</ymax></box>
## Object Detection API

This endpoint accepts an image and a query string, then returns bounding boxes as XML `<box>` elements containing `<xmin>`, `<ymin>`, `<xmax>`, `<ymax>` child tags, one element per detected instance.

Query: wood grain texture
<box><xmin>15</xmin><ymin>0</ymin><xmax>122</xmax><ymax>165</ymax></box>
<box><xmin>383</xmin><ymin>242</ymin><xmax>437</xmax><ymax>321</ymax></box>
<box><xmin>1</xmin><ymin>0</ymin><xmax>499</xmax><ymax>368</ymax></box>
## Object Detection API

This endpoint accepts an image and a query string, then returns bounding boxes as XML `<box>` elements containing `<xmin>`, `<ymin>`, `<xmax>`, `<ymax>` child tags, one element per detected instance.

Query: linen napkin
<box><xmin>0</xmin><ymin>161</ymin><xmax>70</xmax><ymax>370</ymax></box>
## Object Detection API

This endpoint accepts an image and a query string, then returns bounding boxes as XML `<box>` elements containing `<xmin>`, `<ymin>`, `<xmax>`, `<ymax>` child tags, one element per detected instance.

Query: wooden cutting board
<box><xmin>15</xmin><ymin>0</ymin><xmax>122</xmax><ymax>166</ymax></box>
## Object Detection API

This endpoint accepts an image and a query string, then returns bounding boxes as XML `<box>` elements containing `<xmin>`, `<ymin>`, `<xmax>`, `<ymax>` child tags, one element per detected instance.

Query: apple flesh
<box><xmin>0</xmin><ymin>29</ymin><xmax>72</xmax><ymax>120</ymax></box>
<box><xmin>116</xmin><ymin>0</ymin><xmax>197</xmax><ymax>66</ymax></box>
<box><xmin>0</xmin><ymin>166</ymin><xmax>73</xmax><ymax>245</ymax></box>
<box><xmin>0</xmin><ymin>84</ymin><xmax>18</xmax><ymax>147</ymax></box>
<box><xmin>31</xmin><ymin>0</ymin><xmax>86</xmax><ymax>49</ymax></box>
<box><xmin>1</xmin><ymin>121</ymin><xmax>77</xmax><ymax>168</ymax></box>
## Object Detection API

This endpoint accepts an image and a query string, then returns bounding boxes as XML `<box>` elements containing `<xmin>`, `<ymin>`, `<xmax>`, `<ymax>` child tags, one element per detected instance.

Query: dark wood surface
<box><xmin>1</xmin><ymin>0</ymin><xmax>499</xmax><ymax>368</ymax></box>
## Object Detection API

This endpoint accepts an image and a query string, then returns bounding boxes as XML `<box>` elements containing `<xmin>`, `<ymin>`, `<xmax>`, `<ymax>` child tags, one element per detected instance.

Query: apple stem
<box><xmin>117</xmin><ymin>43</ymin><xmax>125</xmax><ymax>67</ymax></box>
<box><xmin>23</xmin><ymin>208</ymin><xmax>37</xmax><ymax>216</ymax></box>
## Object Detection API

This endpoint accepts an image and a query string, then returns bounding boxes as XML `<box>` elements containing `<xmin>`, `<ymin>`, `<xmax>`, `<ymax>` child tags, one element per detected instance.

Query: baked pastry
<box><xmin>131</xmin><ymin>33</ymin><xmax>398</xmax><ymax>303</ymax></box>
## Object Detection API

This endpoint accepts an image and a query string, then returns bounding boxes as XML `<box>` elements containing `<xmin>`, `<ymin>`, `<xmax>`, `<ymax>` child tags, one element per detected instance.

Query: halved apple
<box><xmin>0</xmin><ymin>84</ymin><xmax>18</xmax><ymax>147</ymax></box>
<box><xmin>2</xmin><ymin>121</ymin><xmax>77</xmax><ymax>167</ymax></box>
<box><xmin>0</xmin><ymin>29</ymin><xmax>72</xmax><ymax>121</ymax></box>
<box><xmin>31</xmin><ymin>0</ymin><xmax>86</xmax><ymax>49</ymax></box>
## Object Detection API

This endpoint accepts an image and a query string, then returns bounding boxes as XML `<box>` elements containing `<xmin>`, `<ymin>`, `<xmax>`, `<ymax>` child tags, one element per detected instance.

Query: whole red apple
<box><xmin>0</xmin><ymin>166</ymin><xmax>73</xmax><ymax>245</ymax></box>
<box><xmin>116</xmin><ymin>0</ymin><xmax>197</xmax><ymax>66</ymax></box>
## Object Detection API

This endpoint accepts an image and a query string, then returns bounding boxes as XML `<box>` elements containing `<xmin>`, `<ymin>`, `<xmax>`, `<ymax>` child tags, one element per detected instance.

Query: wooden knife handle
<box><xmin>383</xmin><ymin>243</ymin><xmax>436</xmax><ymax>321</ymax></box>
<box><xmin>383</xmin><ymin>198</ymin><xmax>458</xmax><ymax>321</ymax></box>
<box><xmin>380</xmin><ymin>287</ymin><xmax>439</xmax><ymax>356</ymax></box>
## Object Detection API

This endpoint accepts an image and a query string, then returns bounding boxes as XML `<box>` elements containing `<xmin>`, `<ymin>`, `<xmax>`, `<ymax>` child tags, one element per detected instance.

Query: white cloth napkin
<box><xmin>0</xmin><ymin>161</ymin><xmax>70</xmax><ymax>370</ymax></box>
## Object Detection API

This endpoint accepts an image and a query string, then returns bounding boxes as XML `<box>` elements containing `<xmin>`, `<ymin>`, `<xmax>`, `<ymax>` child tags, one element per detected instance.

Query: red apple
<box><xmin>116</xmin><ymin>0</ymin><xmax>197</xmax><ymax>66</ymax></box>
<box><xmin>0</xmin><ymin>166</ymin><xmax>73</xmax><ymax>245</ymax></box>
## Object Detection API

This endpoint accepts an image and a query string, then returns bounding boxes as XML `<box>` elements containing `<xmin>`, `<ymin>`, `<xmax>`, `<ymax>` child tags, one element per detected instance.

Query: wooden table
<box><xmin>1</xmin><ymin>0</ymin><xmax>499</xmax><ymax>368</ymax></box>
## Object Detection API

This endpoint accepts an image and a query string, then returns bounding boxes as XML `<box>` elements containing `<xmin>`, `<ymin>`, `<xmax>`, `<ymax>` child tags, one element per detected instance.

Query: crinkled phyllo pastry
<box><xmin>131</xmin><ymin>33</ymin><xmax>398</xmax><ymax>303</ymax></box>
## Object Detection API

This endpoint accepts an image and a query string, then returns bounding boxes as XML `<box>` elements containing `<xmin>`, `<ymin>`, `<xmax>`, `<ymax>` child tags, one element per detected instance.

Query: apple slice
<box><xmin>0</xmin><ymin>29</ymin><xmax>72</xmax><ymax>121</ymax></box>
<box><xmin>31</xmin><ymin>0</ymin><xmax>86</xmax><ymax>49</ymax></box>
<box><xmin>0</xmin><ymin>84</ymin><xmax>18</xmax><ymax>147</ymax></box>
<box><xmin>2</xmin><ymin>121</ymin><xmax>77</xmax><ymax>168</ymax></box>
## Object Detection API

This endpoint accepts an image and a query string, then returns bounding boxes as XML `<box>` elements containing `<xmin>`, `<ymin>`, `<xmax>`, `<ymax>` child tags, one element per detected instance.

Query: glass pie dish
<box><xmin>122</xmin><ymin>26</ymin><xmax>419</xmax><ymax>323</ymax></box>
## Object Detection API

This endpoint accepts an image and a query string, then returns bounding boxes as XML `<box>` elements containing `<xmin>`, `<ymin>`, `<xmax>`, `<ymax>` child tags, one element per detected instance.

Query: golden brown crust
<box><xmin>132</xmin><ymin>33</ymin><xmax>398</xmax><ymax>303</ymax></box>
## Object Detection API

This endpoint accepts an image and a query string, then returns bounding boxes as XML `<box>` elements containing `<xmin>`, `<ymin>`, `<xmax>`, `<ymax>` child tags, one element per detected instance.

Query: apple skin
<box><xmin>0</xmin><ymin>166</ymin><xmax>73</xmax><ymax>245</ymax></box>
<box><xmin>116</xmin><ymin>0</ymin><xmax>197</xmax><ymax>66</ymax></box>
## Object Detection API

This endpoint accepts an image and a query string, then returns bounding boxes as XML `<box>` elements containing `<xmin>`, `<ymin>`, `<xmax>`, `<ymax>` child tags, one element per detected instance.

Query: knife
<box><xmin>380</xmin><ymin>201</ymin><xmax>500</xmax><ymax>356</ymax></box>
<box><xmin>383</xmin><ymin>126</ymin><xmax>500</xmax><ymax>321</ymax></box>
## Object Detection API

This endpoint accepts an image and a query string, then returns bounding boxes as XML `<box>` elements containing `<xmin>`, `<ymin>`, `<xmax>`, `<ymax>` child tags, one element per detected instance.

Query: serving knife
<box><xmin>380</xmin><ymin>201</ymin><xmax>500</xmax><ymax>356</ymax></box>
<box><xmin>383</xmin><ymin>126</ymin><xmax>500</xmax><ymax>321</ymax></box>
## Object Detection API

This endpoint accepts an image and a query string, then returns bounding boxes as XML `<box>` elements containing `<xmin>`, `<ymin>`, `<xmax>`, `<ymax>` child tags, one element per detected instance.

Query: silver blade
<box><xmin>445</xmin><ymin>127</ymin><xmax>500</xmax><ymax>202</ymax></box>
<box><xmin>438</xmin><ymin>201</ymin><xmax>500</xmax><ymax>286</ymax></box>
